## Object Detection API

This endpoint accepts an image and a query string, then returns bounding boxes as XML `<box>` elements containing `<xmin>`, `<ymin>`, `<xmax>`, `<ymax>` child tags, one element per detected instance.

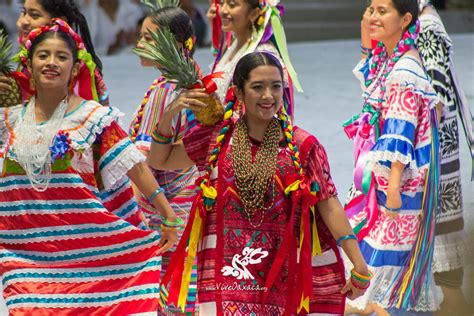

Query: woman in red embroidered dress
<box><xmin>148</xmin><ymin>51</ymin><xmax>370</xmax><ymax>315</ymax></box>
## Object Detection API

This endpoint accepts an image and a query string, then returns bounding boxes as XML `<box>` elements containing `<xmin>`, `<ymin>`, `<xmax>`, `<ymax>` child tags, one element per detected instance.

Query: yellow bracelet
<box><xmin>160</xmin><ymin>224</ymin><xmax>177</xmax><ymax>232</ymax></box>
<box><xmin>350</xmin><ymin>268</ymin><xmax>373</xmax><ymax>281</ymax></box>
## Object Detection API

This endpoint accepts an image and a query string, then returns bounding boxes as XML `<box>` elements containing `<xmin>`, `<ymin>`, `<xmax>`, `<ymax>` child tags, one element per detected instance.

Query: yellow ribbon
<box><xmin>298</xmin><ymin>296</ymin><xmax>310</xmax><ymax>314</ymax></box>
<box><xmin>200</xmin><ymin>182</ymin><xmax>217</xmax><ymax>200</ymax></box>
<box><xmin>77</xmin><ymin>49</ymin><xmax>99</xmax><ymax>102</ymax></box>
<box><xmin>177</xmin><ymin>209</ymin><xmax>203</xmax><ymax>310</ymax></box>
<box><xmin>284</xmin><ymin>179</ymin><xmax>301</xmax><ymax>195</ymax></box>
<box><xmin>223</xmin><ymin>109</ymin><xmax>233</xmax><ymax>120</ymax></box>
<box><xmin>311</xmin><ymin>205</ymin><xmax>322</xmax><ymax>256</ymax></box>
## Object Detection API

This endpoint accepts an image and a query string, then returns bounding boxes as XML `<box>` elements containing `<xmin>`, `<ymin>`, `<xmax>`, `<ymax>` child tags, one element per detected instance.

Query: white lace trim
<box><xmin>353</xmin><ymin>58</ymin><xmax>369</xmax><ymax>90</ymax></box>
<box><xmin>344</xmin><ymin>262</ymin><xmax>443</xmax><ymax>312</ymax></box>
<box><xmin>66</xmin><ymin>102</ymin><xmax>123</xmax><ymax>151</ymax></box>
<box><xmin>100</xmin><ymin>143</ymin><xmax>145</xmax><ymax>190</ymax></box>
<box><xmin>369</xmin><ymin>149</ymin><xmax>428</xmax><ymax>179</ymax></box>
<box><xmin>432</xmin><ymin>230</ymin><xmax>465</xmax><ymax>272</ymax></box>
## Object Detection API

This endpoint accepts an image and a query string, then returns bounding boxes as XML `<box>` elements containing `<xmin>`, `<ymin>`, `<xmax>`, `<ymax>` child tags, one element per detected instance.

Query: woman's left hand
<box><xmin>341</xmin><ymin>278</ymin><xmax>367</xmax><ymax>300</ymax></box>
<box><xmin>157</xmin><ymin>228</ymin><xmax>178</xmax><ymax>255</ymax></box>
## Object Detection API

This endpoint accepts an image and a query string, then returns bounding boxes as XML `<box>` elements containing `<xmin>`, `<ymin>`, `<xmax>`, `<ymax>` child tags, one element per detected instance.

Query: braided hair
<box><xmin>201</xmin><ymin>52</ymin><xmax>302</xmax><ymax>203</ymax></box>
<box><xmin>32</xmin><ymin>0</ymin><xmax>103</xmax><ymax>73</ymax></box>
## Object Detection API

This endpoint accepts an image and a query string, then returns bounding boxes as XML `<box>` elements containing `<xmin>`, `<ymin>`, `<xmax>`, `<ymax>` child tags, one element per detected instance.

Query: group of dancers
<box><xmin>0</xmin><ymin>0</ymin><xmax>472</xmax><ymax>315</ymax></box>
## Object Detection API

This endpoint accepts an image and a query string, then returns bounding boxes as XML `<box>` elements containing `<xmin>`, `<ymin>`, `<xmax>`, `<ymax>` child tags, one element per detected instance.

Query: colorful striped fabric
<box><xmin>0</xmin><ymin>102</ymin><xmax>162</xmax><ymax>314</ymax></box>
<box><xmin>129</xmin><ymin>78</ymin><xmax>199</xmax><ymax>314</ymax></box>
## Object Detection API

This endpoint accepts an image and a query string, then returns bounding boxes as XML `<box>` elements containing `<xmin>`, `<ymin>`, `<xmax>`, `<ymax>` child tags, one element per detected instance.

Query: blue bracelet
<box><xmin>148</xmin><ymin>187</ymin><xmax>165</xmax><ymax>204</ymax></box>
<box><xmin>336</xmin><ymin>234</ymin><xmax>357</xmax><ymax>246</ymax></box>
<box><xmin>385</xmin><ymin>206</ymin><xmax>401</xmax><ymax>212</ymax></box>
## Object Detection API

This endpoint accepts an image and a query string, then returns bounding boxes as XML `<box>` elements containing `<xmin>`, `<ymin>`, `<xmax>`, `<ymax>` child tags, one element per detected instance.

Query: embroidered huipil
<box><xmin>129</xmin><ymin>77</ymin><xmax>199</xmax><ymax>313</ymax></box>
<box><xmin>180</xmin><ymin>123</ymin><xmax>346</xmax><ymax>315</ymax></box>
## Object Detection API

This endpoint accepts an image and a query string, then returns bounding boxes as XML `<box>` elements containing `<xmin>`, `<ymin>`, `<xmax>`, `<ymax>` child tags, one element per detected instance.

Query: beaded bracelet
<box><xmin>336</xmin><ymin>234</ymin><xmax>357</xmax><ymax>246</ymax></box>
<box><xmin>162</xmin><ymin>216</ymin><xmax>184</xmax><ymax>228</ymax></box>
<box><xmin>385</xmin><ymin>205</ymin><xmax>401</xmax><ymax>212</ymax></box>
<box><xmin>152</xmin><ymin>129</ymin><xmax>173</xmax><ymax>145</ymax></box>
<box><xmin>350</xmin><ymin>268</ymin><xmax>373</xmax><ymax>283</ymax></box>
<box><xmin>160</xmin><ymin>224</ymin><xmax>178</xmax><ymax>232</ymax></box>
<box><xmin>148</xmin><ymin>187</ymin><xmax>165</xmax><ymax>204</ymax></box>
<box><xmin>350</xmin><ymin>277</ymin><xmax>370</xmax><ymax>290</ymax></box>
<box><xmin>360</xmin><ymin>45</ymin><xmax>371</xmax><ymax>55</ymax></box>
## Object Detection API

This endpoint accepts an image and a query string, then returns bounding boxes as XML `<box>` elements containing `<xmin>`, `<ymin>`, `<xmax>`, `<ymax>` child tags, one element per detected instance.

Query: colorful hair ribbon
<box><xmin>259</xmin><ymin>0</ymin><xmax>302</xmax><ymax>92</ymax></box>
<box><xmin>21</xmin><ymin>18</ymin><xmax>100</xmax><ymax>102</ymax></box>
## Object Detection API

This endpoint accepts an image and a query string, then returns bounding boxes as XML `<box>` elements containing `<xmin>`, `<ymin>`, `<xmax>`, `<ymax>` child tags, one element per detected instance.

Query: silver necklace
<box><xmin>13</xmin><ymin>96</ymin><xmax>68</xmax><ymax>191</ymax></box>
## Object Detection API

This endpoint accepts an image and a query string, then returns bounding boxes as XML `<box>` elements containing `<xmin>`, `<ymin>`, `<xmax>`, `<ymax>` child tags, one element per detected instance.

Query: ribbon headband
<box><xmin>25</xmin><ymin>18</ymin><xmax>85</xmax><ymax>52</ymax></box>
<box><xmin>19</xmin><ymin>18</ymin><xmax>99</xmax><ymax>102</ymax></box>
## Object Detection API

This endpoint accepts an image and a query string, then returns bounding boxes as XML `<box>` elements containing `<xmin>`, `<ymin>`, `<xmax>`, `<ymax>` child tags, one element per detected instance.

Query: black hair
<box><xmin>30</xmin><ymin>0</ymin><xmax>103</xmax><ymax>73</ymax></box>
<box><xmin>391</xmin><ymin>0</ymin><xmax>418</xmax><ymax>27</ymax></box>
<box><xmin>148</xmin><ymin>7</ymin><xmax>195</xmax><ymax>56</ymax></box>
<box><xmin>27</xmin><ymin>31</ymin><xmax>78</xmax><ymax>64</ymax></box>
<box><xmin>367</xmin><ymin>0</ymin><xmax>418</xmax><ymax>27</ymax></box>
<box><xmin>233</xmin><ymin>52</ymin><xmax>284</xmax><ymax>91</ymax></box>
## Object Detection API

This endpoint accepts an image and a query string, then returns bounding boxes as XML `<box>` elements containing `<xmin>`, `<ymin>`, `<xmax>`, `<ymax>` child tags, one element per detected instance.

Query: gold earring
<box><xmin>29</xmin><ymin>77</ymin><xmax>36</xmax><ymax>92</ymax></box>
<box><xmin>251</xmin><ymin>23</ymin><xmax>257</xmax><ymax>42</ymax></box>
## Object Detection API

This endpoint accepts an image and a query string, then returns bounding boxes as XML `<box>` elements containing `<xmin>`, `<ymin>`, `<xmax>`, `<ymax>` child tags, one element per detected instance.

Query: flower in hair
<box><xmin>184</xmin><ymin>36</ymin><xmax>194</xmax><ymax>51</ymax></box>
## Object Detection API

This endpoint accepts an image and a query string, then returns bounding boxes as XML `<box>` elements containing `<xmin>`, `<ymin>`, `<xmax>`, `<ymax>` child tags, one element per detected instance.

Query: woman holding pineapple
<box><xmin>0</xmin><ymin>0</ymin><xmax>109</xmax><ymax>107</ymax></box>
<box><xmin>147</xmin><ymin>51</ymin><xmax>370</xmax><ymax>315</ymax></box>
<box><xmin>129</xmin><ymin>3</ymin><xmax>201</xmax><ymax>314</ymax></box>
<box><xmin>208</xmin><ymin>0</ymin><xmax>301</xmax><ymax>117</ymax></box>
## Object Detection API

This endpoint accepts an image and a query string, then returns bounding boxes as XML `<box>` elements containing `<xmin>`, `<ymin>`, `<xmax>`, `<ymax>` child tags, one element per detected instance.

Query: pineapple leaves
<box><xmin>0</xmin><ymin>30</ymin><xmax>15</xmax><ymax>74</ymax></box>
<box><xmin>132</xmin><ymin>26</ymin><xmax>199</xmax><ymax>88</ymax></box>
<box><xmin>140</xmin><ymin>0</ymin><xmax>180</xmax><ymax>11</ymax></box>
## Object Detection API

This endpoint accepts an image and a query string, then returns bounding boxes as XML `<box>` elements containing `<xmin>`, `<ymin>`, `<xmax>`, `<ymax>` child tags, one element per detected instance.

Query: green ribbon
<box><xmin>343</xmin><ymin>103</ymin><xmax>381</xmax><ymax>195</ymax></box>
<box><xmin>343</xmin><ymin>103</ymin><xmax>381</xmax><ymax>140</ymax></box>
<box><xmin>77</xmin><ymin>49</ymin><xmax>98</xmax><ymax>102</ymax></box>
<box><xmin>269</xmin><ymin>6</ymin><xmax>303</xmax><ymax>92</ymax></box>
<box><xmin>12</xmin><ymin>46</ymin><xmax>28</xmax><ymax>71</ymax></box>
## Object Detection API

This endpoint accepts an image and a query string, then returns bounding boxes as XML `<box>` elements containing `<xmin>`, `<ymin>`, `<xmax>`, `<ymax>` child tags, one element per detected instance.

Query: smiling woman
<box><xmin>0</xmin><ymin>0</ymin><xmax>109</xmax><ymax>107</ymax></box>
<box><xmin>207</xmin><ymin>0</ymin><xmax>301</xmax><ymax>118</ymax></box>
<box><xmin>0</xmin><ymin>19</ymin><xmax>180</xmax><ymax>315</ymax></box>
<box><xmin>344</xmin><ymin>0</ymin><xmax>442</xmax><ymax>314</ymax></box>
<box><xmin>149</xmin><ymin>51</ymin><xmax>370</xmax><ymax>315</ymax></box>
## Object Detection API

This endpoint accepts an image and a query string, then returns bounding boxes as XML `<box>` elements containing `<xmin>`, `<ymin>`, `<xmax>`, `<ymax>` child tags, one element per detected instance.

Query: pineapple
<box><xmin>0</xmin><ymin>31</ymin><xmax>22</xmax><ymax>108</ymax></box>
<box><xmin>133</xmin><ymin>25</ymin><xmax>224</xmax><ymax>126</ymax></box>
<box><xmin>141</xmin><ymin>0</ymin><xmax>180</xmax><ymax>11</ymax></box>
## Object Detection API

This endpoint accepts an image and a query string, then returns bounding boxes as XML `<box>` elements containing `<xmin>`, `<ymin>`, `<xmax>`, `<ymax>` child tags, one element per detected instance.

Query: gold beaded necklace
<box><xmin>232</xmin><ymin>118</ymin><xmax>281</xmax><ymax>226</ymax></box>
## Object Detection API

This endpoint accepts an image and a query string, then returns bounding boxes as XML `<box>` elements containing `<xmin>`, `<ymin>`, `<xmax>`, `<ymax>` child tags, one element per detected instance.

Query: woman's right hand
<box><xmin>207</xmin><ymin>2</ymin><xmax>217</xmax><ymax>24</ymax></box>
<box><xmin>0</xmin><ymin>75</ymin><xmax>13</xmax><ymax>95</ymax></box>
<box><xmin>361</xmin><ymin>6</ymin><xmax>372</xmax><ymax>48</ymax></box>
<box><xmin>166</xmin><ymin>88</ymin><xmax>209</xmax><ymax>117</ymax></box>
